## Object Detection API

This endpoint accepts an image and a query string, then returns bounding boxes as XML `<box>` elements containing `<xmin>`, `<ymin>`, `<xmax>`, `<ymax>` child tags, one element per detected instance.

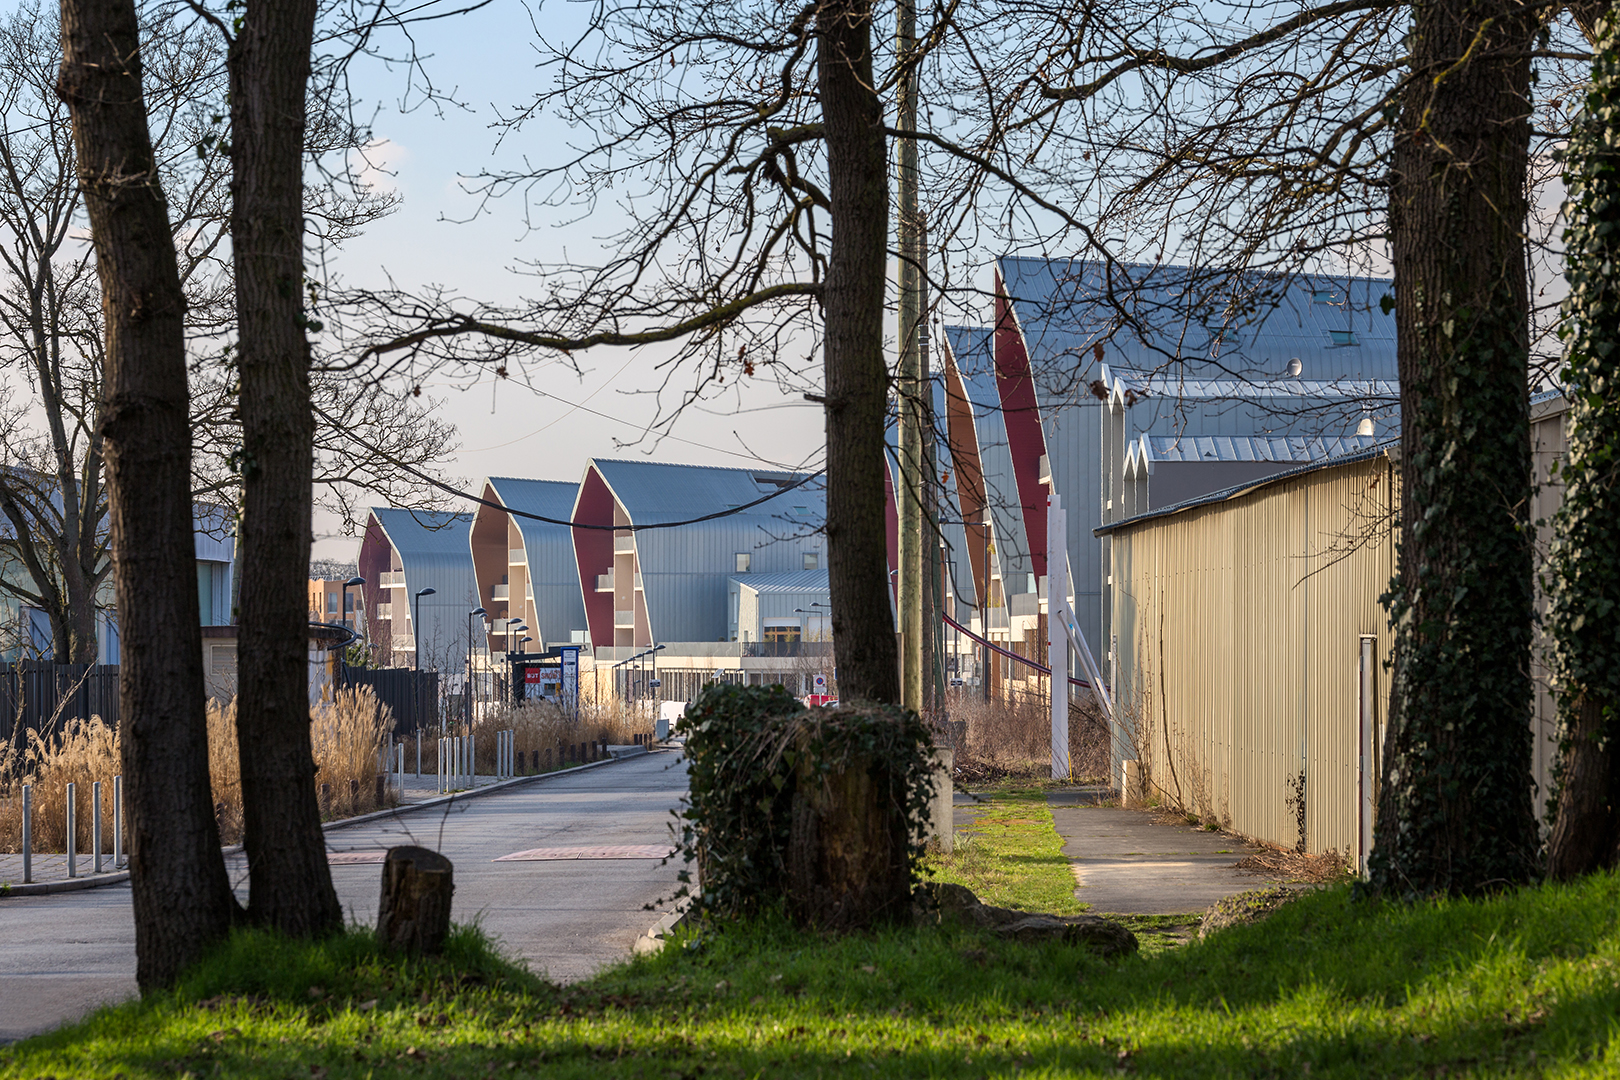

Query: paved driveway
<box><xmin>0</xmin><ymin>749</ymin><xmax>688</xmax><ymax>1043</ymax></box>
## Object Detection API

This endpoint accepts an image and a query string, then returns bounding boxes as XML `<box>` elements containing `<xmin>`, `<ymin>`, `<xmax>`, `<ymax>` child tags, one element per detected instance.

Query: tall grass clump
<box><xmin>0</xmin><ymin>714</ymin><xmax>119</xmax><ymax>854</ymax></box>
<box><xmin>2</xmin><ymin>687</ymin><xmax>397</xmax><ymax>852</ymax></box>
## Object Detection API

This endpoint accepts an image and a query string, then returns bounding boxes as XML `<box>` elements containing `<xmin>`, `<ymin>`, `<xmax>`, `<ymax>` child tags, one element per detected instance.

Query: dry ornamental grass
<box><xmin>2</xmin><ymin>687</ymin><xmax>399</xmax><ymax>853</ymax></box>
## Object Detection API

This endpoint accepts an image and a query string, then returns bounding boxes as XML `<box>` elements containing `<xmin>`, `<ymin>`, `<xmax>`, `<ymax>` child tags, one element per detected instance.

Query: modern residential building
<box><xmin>356</xmin><ymin>508</ymin><xmax>477</xmax><ymax>671</ymax></box>
<box><xmin>307</xmin><ymin>577</ymin><xmax>363</xmax><ymax>630</ymax></box>
<box><xmin>570</xmin><ymin>459</ymin><xmax>827</xmax><ymax>655</ymax></box>
<box><xmin>728</xmin><ymin>569</ymin><xmax>833</xmax><ymax>646</ymax></box>
<box><xmin>966</xmin><ymin>257</ymin><xmax>1399</xmax><ymax>666</ymax></box>
<box><xmin>467</xmin><ymin>477</ymin><xmax>587</xmax><ymax>656</ymax></box>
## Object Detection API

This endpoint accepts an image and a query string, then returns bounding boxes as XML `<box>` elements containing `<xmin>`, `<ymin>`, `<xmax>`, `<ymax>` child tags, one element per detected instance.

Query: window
<box><xmin>764</xmin><ymin>623</ymin><xmax>801</xmax><ymax>644</ymax></box>
<box><xmin>1328</xmin><ymin>329</ymin><xmax>1359</xmax><ymax>347</ymax></box>
<box><xmin>327</xmin><ymin>592</ymin><xmax>339</xmax><ymax>613</ymax></box>
<box><xmin>802</xmin><ymin>552</ymin><xmax>819</xmax><ymax>570</ymax></box>
<box><xmin>735</xmin><ymin>552</ymin><xmax>752</xmax><ymax>573</ymax></box>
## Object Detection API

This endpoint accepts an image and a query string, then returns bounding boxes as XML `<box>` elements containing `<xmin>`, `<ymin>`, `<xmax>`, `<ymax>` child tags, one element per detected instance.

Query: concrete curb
<box><xmin>1</xmin><ymin>744</ymin><xmax>677</xmax><ymax>899</ymax></box>
<box><xmin>633</xmin><ymin>893</ymin><xmax>695</xmax><ymax>955</ymax></box>
<box><xmin>1</xmin><ymin>869</ymin><xmax>131</xmax><ymax>898</ymax></box>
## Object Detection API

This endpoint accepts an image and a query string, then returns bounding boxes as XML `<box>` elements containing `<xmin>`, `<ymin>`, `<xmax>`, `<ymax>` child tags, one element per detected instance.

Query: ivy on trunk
<box><xmin>1368</xmin><ymin>0</ymin><xmax>1541</xmax><ymax>897</ymax></box>
<box><xmin>1546</xmin><ymin>15</ymin><xmax>1620</xmax><ymax>879</ymax></box>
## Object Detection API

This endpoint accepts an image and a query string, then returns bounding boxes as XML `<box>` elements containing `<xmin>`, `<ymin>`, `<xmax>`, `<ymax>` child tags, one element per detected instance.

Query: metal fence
<box><xmin>337</xmin><ymin>666</ymin><xmax>439</xmax><ymax>735</ymax></box>
<box><xmin>1</xmin><ymin>661</ymin><xmax>120</xmax><ymax>745</ymax></box>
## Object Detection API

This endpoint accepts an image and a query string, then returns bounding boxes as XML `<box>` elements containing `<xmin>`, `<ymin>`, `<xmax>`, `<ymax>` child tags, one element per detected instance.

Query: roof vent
<box><xmin>1285</xmin><ymin>358</ymin><xmax>1303</xmax><ymax>378</ymax></box>
<box><xmin>1356</xmin><ymin>417</ymin><xmax>1375</xmax><ymax>437</ymax></box>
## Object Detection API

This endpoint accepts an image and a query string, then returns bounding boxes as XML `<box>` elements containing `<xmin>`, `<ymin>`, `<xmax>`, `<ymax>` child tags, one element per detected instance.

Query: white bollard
<box><xmin>438</xmin><ymin>738</ymin><xmax>446</xmax><ymax>794</ymax></box>
<box><xmin>113</xmin><ymin>775</ymin><xmax>122</xmax><ymax>870</ymax></box>
<box><xmin>66</xmin><ymin>781</ymin><xmax>77</xmax><ymax>879</ymax></box>
<box><xmin>93</xmin><ymin>780</ymin><xmax>103</xmax><ymax>874</ymax></box>
<box><xmin>21</xmin><ymin>784</ymin><xmax>31</xmax><ymax>884</ymax></box>
<box><xmin>396</xmin><ymin>742</ymin><xmax>404</xmax><ymax>800</ymax></box>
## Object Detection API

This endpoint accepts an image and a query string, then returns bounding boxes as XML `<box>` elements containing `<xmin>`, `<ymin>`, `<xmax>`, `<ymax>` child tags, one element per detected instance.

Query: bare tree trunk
<box><xmin>57</xmin><ymin>0</ymin><xmax>237</xmax><ymax>988</ymax></box>
<box><xmin>230</xmin><ymin>0</ymin><xmax>341</xmax><ymax>937</ymax></box>
<box><xmin>1368</xmin><ymin>0</ymin><xmax>1541</xmax><ymax>896</ymax></box>
<box><xmin>819</xmin><ymin>0</ymin><xmax>898</xmax><ymax>706</ymax></box>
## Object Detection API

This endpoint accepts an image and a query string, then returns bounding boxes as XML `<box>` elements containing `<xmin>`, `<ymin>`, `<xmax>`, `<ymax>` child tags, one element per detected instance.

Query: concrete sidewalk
<box><xmin>1047</xmin><ymin>793</ymin><xmax>1290</xmax><ymax>915</ymax></box>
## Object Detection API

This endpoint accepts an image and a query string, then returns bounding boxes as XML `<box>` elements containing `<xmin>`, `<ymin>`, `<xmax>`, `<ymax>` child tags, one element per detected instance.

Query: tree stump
<box><xmin>788</xmin><ymin>750</ymin><xmax>911</xmax><ymax>930</ymax></box>
<box><xmin>377</xmin><ymin>846</ymin><xmax>454</xmax><ymax>954</ymax></box>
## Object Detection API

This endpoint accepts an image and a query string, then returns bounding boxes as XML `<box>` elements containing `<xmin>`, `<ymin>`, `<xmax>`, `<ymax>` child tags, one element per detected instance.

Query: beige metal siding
<box><xmin>1109</xmin><ymin>454</ymin><xmax>1398</xmax><ymax>855</ymax></box>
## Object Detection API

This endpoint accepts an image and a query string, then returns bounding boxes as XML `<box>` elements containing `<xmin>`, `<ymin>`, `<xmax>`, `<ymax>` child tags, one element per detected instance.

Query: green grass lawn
<box><xmin>922</xmin><ymin>784</ymin><xmax>1086</xmax><ymax>915</ymax></box>
<box><xmin>6</xmin><ymin>871</ymin><xmax>1620</xmax><ymax>1078</ymax></box>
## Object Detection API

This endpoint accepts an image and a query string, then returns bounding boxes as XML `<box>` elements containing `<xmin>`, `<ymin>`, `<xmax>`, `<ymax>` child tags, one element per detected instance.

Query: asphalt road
<box><xmin>0</xmin><ymin>748</ymin><xmax>688</xmax><ymax>1044</ymax></box>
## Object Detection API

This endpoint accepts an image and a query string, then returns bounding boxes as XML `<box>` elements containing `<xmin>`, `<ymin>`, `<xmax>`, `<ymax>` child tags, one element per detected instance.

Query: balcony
<box><xmin>595</xmin><ymin>571</ymin><xmax>614</xmax><ymax>592</ymax></box>
<box><xmin>392</xmin><ymin>635</ymin><xmax>416</xmax><ymax>649</ymax></box>
<box><xmin>375</xmin><ymin>603</ymin><xmax>394</xmax><ymax>620</ymax></box>
<box><xmin>634</xmin><ymin>572</ymin><xmax>644</xmax><ymax>590</ymax></box>
<box><xmin>614</xmin><ymin>609</ymin><xmax>636</xmax><ymax>628</ymax></box>
<box><xmin>491</xmin><ymin>584</ymin><xmax>510</xmax><ymax>600</ymax></box>
<box><xmin>508</xmin><ymin>548</ymin><xmax>526</xmax><ymax>565</ymax></box>
<box><xmin>377</xmin><ymin>571</ymin><xmax>404</xmax><ymax>588</ymax></box>
<box><xmin>613</xmin><ymin>533</ymin><xmax>636</xmax><ymax>553</ymax></box>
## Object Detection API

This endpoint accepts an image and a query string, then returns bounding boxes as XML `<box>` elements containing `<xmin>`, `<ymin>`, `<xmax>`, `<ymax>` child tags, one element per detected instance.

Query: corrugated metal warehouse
<box><xmin>1098</xmin><ymin>389</ymin><xmax>1567</xmax><ymax>861</ymax></box>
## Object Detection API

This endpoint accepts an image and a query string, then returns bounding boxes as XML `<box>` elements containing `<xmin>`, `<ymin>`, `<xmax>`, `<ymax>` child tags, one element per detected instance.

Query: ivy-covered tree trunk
<box><xmin>1368</xmin><ymin>0</ymin><xmax>1542</xmax><ymax>896</ymax></box>
<box><xmin>1547</xmin><ymin>16</ymin><xmax>1620</xmax><ymax>880</ymax></box>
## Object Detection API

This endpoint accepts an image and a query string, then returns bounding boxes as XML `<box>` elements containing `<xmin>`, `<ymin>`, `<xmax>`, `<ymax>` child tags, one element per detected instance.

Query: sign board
<box><xmin>648</xmin><ymin>678</ymin><xmax>661</xmax><ymax>688</ymax></box>
<box><xmin>813</xmin><ymin>673</ymin><xmax>827</xmax><ymax>691</ymax></box>
<box><xmin>559</xmin><ymin>645</ymin><xmax>581</xmax><ymax>718</ymax></box>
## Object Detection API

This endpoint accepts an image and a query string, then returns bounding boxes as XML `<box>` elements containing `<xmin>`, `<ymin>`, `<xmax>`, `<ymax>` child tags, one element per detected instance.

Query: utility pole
<box><xmin>896</xmin><ymin>0</ymin><xmax>924</xmax><ymax>714</ymax></box>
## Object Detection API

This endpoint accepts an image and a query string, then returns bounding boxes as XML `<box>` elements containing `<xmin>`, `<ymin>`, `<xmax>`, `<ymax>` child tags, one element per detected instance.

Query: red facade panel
<box><xmin>572</xmin><ymin>467</ymin><xmax>617</xmax><ymax>648</ymax></box>
<box><xmin>993</xmin><ymin>272</ymin><xmax>1050</xmax><ymax>577</ymax></box>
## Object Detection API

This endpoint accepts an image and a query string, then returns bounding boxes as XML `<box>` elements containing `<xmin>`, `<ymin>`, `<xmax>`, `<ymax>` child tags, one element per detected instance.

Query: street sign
<box><xmin>813</xmin><ymin>673</ymin><xmax>827</xmax><ymax>691</ymax></box>
<box><xmin>648</xmin><ymin>678</ymin><xmax>661</xmax><ymax>688</ymax></box>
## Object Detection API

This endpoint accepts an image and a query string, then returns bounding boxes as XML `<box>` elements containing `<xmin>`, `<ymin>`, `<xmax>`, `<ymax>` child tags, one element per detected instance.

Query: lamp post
<box><xmin>412</xmin><ymin>587</ymin><xmax>436</xmax><ymax>671</ymax></box>
<box><xmin>468</xmin><ymin>607</ymin><xmax>486</xmax><ymax>731</ymax></box>
<box><xmin>506</xmin><ymin>620</ymin><xmax>528</xmax><ymax>701</ymax></box>
<box><xmin>649</xmin><ymin>643</ymin><xmax>666</xmax><ymax>704</ymax></box>
<box><xmin>342</xmin><ymin>575</ymin><xmax>365</xmax><ymax>632</ymax></box>
<box><xmin>340</xmin><ymin>575</ymin><xmax>365</xmax><ymax>682</ymax></box>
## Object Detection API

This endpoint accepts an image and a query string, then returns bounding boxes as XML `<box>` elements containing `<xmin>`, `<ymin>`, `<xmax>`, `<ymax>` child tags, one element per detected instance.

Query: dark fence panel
<box><xmin>338</xmin><ymin>667</ymin><xmax>439</xmax><ymax>735</ymax></box>
<box><xmin>1</xmin><ymin>661</ymin><xmax>120</xmax><ymax>745</ymax></box>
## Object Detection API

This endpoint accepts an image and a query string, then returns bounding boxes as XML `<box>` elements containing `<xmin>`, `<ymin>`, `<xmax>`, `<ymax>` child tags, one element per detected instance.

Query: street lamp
<box><xmin>342</xmin><ymin>576</ymin><xmax>365</xmax><ymax>632</ymax></box>
<box><xmin>468</xmin><ymin>607</ymin><xmax>487</xmax><ymax>731</ymax></box>
<box><xmin>649</xmin><ymin>643</ymin><xmax>666</xmax><ymax>704</ymax></box>
<box><xmin>506</xmin><ymin>620</ymin><xmax>528</xmax><ymax>701</ymax></box>
<box><xmin>412</xmin><ymin>587</ymin><xmax>436</xmax><ymax>671</ymax></box>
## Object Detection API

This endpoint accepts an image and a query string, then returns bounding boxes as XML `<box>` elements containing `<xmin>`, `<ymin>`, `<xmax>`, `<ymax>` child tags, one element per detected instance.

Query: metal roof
<box><xmin>591</xmin><ymin>459</ymin><xmax>819</xmax><ymax>526</ymax></box>
<box><xmin>1096</xmin><ymin>438</ymin><xmax>1398</xmax><ymax>536</ymax></box>
<box><xmin>362</xmin><ymin>508</ymin><xmax>479</xmax><ymax>672</ymax></box>
<box><xmin>731</xmin><ymin>570</ymin><xmax>830</xmax><ymax>594</ymax></box>
<box><xmin>998</xmin><ymin>256</ymin><xmax>1398</xmax><ymax>383</ymax></box>
<box><xmin>368</xmin><ymin>508</ymin><xmax>473</xmax><ymax>560</ymax></box>
<box><xmin>483</xmin><ymin>477</ymin><xmax>586</xmax><ymax>648</ymax></box>
<box><xmin>1141</xmin><ymin>433</ymin><xmax>1383</xmax><ymax>464</ymax></box>
<box><xmin>1106</xmin><ymin>367</ymin><xmax>1398</xmax><ymax>401</ymax></box>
